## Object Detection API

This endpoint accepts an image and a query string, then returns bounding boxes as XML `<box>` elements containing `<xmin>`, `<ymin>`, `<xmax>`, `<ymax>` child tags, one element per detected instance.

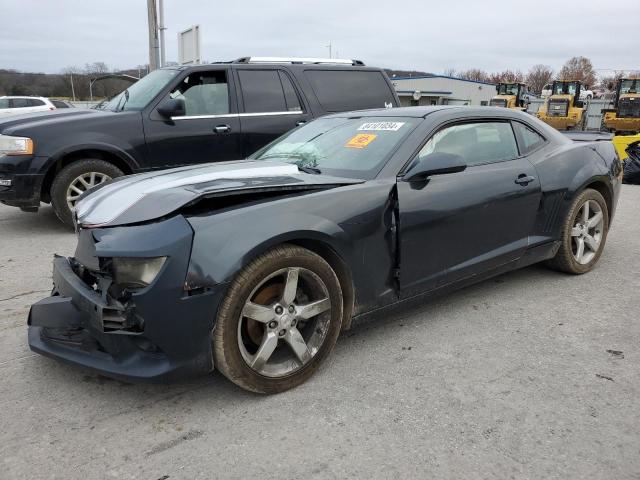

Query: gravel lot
<box><xmin>1</xmin><ymin>186</ymin><xmax>639</xmax><ymax>480</ymax></box>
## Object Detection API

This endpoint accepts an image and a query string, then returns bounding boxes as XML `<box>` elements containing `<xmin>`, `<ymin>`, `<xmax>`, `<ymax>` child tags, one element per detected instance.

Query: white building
<box><xmin>390</xmin><ymin>74</ymin><xmax>496</xmax><ymax>107</ymax></box>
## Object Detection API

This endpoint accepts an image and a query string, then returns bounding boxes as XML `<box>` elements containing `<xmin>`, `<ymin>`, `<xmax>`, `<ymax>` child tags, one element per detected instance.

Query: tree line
<box><xmin>0</xmin><ymin>62</ymin><xmax>147</xmax><ymax>100</ymax></box>
<box><xmin>449</xmin><ymin>56</ymin><xmax>637</xmax><ymax>94</ymax></box>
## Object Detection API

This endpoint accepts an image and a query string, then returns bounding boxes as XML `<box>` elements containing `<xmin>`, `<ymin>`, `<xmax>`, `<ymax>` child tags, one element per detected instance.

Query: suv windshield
<box><xmin>104</xmin><ymin>69</ymin><xmax>179</xmax><ymax>112</ymax></box>
<box><xmin>251</xmin><ymin>116</ymin><xmax>419</xmax><ymax>179</ymax></box>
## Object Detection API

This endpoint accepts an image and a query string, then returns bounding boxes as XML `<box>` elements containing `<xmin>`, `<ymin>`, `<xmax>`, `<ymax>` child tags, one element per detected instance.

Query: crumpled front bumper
<box><xmin>28</xmin><ymin>215</ymin><xmax>228</xmax><ymax>383</ymax></box>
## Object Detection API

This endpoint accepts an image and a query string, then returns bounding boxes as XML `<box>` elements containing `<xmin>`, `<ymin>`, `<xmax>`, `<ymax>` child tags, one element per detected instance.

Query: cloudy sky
<box><xmin>1</xmin><ymin>0</ymin><xmax>638</xmax><ymax>76</ymax></box>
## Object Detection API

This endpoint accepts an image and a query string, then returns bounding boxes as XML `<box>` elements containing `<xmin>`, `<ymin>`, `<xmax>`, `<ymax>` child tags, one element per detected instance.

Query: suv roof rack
<box><xmin>234</xmin><ymin>56</ymin><xmax>365</xmax><ymax>66</ymax></box>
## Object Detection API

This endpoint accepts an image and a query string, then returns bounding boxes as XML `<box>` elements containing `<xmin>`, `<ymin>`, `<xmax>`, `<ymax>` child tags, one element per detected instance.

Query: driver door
<box><xmin>397</xmin><ymin>120</ymin><xmax>541</xmax><ymax>297</ymax></box>
<box><xmin>144</xmin><ymin>68</ymin><xmax>242</xmax><ymax>168</ymax></box>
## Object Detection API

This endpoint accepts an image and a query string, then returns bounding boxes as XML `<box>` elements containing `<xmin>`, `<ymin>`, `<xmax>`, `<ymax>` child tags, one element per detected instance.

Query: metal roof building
<box><xmin>390</xmin><ymin>74</ymin><xmax>496</xmax><ymax>107</ymax></box>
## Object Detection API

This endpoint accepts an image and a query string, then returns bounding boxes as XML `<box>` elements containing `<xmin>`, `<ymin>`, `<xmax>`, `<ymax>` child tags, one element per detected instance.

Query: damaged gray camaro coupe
<box><xmin>28</xmin><ymin>106</ymin><xmax>621</xmax><ymax>393</ymax></box>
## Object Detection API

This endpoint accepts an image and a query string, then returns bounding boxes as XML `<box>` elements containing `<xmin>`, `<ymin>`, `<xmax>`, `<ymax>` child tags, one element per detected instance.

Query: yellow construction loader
<box><xmin>490</xmin><ymin>83</ymin><xmax>531</xmax><ymax>110</ymax></box>
<box><xmin>602</xmin><ymin>78</ymin><xmax>640</xmax><ymax>135</ymax></box>
<box><xmin>537</xmin><ymin>80</ymin><xmax>587</xmax><ymax>130</ymax></box>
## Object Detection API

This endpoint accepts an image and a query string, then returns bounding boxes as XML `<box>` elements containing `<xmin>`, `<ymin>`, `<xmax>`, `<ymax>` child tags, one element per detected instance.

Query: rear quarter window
<box><xmin>304</xmin><ymin>70</ymin><xmax>396</xmax><ymax>112</ymax></box>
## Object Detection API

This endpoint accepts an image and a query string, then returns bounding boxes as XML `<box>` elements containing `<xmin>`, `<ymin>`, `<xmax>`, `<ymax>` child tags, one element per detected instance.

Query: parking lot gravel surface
<box><xmin>1</xmin><ymin>186</ymin><xmax>639</xmax><ymax>480</ymax></box>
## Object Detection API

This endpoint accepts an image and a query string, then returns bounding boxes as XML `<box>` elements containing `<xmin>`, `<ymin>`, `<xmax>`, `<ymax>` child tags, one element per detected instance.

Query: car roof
<box><xmin>323</xmin><ymin>105</ymin><xmax>487</xmax><ymax>119</ymax></box>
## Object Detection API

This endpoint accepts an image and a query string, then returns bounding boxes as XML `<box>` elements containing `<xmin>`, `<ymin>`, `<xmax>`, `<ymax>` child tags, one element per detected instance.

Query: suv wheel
<box><xmin>50</xmin><ymin>159</ymin><xmax>123</xmax><ymax>226</ymax></box>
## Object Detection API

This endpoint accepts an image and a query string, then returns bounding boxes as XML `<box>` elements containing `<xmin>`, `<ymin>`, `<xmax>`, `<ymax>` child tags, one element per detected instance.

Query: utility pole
<box><xmin>147</xmin><ymin>0</ymin><xmax>160</xmax><ymax>71</ymax></box>
<box><xmin>158</xmin><ymin>0</ymin><xmax>166</xmax><ymax>67</ymax></box>
<box><xmin>69</xmin><ymin>73</ymin><xmax>76</xmax><ymax>101</ymax></box>
<box><xmin>325</xmin><ymin>41</ymin><xmax>332</xmax><ymax>59</ymax></box>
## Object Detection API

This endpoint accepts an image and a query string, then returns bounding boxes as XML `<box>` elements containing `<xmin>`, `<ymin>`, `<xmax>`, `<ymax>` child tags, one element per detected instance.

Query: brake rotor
<box><xmin>246</xmin><ymin>283</ymin><xmax>283</xmax><ymax>346</ymax></box>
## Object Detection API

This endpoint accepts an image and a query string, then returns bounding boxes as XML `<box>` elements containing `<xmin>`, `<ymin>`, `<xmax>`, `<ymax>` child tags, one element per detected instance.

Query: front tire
<box><xmin>213</xmin><ymin>244</ymin><xmax>344</xmax><ymax>393</ymax></box>
<box><xmin>546</xmin><ymin>188</ymin><xmax>609</xmax><ymax>274</ymax></box>
<box><xmin>50</xmin><ymin>159</ymin><xmax>123</xmax><ymax>226</ymax></box>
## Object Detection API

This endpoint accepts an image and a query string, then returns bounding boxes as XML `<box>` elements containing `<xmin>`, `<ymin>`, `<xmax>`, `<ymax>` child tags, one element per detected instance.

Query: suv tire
<box><xmin>50</xmin><ymin>159</ymin><xmax>123</xmax><ymax>226</ymax></box>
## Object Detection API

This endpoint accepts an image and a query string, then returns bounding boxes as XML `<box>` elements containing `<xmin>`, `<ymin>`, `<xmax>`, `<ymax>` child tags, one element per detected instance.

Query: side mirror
<box><xmin>495</xmin><ymin>85</ymin><xmax>500</xmax><ymax>92</ymax></box>
<box><xmin>403</xmin><ymin>152</ymin><xmax>467</xmax><ymax>182</ymax></box>
<box><xmin>157</xmin><ymin>98</ymin><xmax>185</xmax><ymax>118</ymax></box>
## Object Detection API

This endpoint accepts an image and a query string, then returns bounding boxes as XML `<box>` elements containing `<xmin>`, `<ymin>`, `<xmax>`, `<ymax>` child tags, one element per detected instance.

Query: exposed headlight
<box><xmin>111</xmin><ymin>257</ymin><xmax>167</xmax><ymax>289</ymax></box>
<box><xmin>0</xmin><ymin>135</ymin><xmax>34</xmax><ymax>155</ymax></box>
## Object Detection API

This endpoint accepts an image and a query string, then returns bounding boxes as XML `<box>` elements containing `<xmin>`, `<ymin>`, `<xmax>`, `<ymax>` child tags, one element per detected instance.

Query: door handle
<box><xmin>213</xmin><ymin>124</ymin><xmax>231</xmax><ymax>134</ymax></box>
<box><xmin>515</xmin><ymin>174</ymin><xmax>536</xmax><ymax>186</ymax></box>
<box><xmin>296</xmin><ymin>120</ymin><xmax>306</xmax><ymax>127</ymax></box>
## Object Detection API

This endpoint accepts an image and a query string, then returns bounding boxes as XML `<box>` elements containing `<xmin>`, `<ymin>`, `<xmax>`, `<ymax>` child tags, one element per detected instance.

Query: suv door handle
<box><xmin>213</xmin><ymin>124</ymin><xmax>231</xmax><ymax>134</ymax></box>
<box><xmin>296</xmin><ymin>120</ymin><xmax>306</xmax><ymax>126</ymax></box>
<box><xmin>515</xmin><ymin>174</ymin><xmax>536</xmax><ymax>186</ymax></box>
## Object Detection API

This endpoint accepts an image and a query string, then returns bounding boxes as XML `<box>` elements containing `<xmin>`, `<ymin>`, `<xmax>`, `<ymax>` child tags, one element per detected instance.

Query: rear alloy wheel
<box><xmin>546</xmin><ymin>188</ymin><xmax>609</xmax><ymax>274</ymax></box>
<box><xmin>214</xmin><ymin>245</ymin><xmax>343</xmax><ymax>393</ymax></box>
<box><xmin>50</xmin><ymin>159</ymin><xmax>123</xmax><ymax>226</ymax></box>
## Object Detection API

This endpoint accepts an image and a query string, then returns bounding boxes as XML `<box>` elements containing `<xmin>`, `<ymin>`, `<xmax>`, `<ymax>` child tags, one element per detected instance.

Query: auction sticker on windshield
<box><xmin>345</xmin><ymin>133</ymin><xmax>377</xmax><ymax>149</ymax></box>
<box><xmin>357</xmin><ymin>122</ymin><xmax>405</xmax><ymax>131</ymax></box>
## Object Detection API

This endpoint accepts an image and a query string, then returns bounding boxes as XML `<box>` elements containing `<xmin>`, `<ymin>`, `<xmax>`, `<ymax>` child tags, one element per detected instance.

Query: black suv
<box><xmin>0</xmin><ymin>57</ymin><xmax>399</xmax><ymax>225</ymax></box>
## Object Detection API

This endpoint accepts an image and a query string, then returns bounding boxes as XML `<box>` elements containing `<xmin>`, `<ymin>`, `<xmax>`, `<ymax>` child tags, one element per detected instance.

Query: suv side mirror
<box><xmin>403</xmin><ymin>152</ymin><xmax>467</xmax><ymax>182</ymax></box>
<box><xmin>157</xmin><ymin>98</ymin><xmax>185</xmax><ymax>118</ymax></box>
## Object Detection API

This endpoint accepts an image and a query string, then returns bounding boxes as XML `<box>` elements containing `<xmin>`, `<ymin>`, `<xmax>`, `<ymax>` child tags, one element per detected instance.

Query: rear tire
<box><xmin>213</xmin><ymin>244</ymin><xmax>343</xmax><ymax>394</ymax></box>
<box><xmin>50</xmin><ymin>159</ymin><xmax>123</xmax><ymax>226</ymax></box>
<box><xmin>546</xmin><ymin>188</ymin><xmax>609</xmax><ymax>274</ymax></box>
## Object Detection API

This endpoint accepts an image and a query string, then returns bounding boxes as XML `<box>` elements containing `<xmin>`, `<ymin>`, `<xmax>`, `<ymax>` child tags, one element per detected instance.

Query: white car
<box><xmin>540</xmin><ymin>84</ymin><xmax>593</xmax><ymax>101</ymax></box>
<box><xmin>0</xmin><ymin>96</ymin><xmax>56</xmax><ymax>117</ymax></box>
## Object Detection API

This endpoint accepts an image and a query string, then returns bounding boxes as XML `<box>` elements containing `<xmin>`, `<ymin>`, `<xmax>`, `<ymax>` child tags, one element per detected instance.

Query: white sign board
<box><xmin>178</xmin><ymin>25</ymin><xmax>201</xmax><ymax>65</ymax></box>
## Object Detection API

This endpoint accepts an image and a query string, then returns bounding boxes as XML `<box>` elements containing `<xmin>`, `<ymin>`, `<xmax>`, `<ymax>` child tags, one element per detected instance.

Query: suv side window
<box><xmin>28</xmin><ymin>99</ymin><xmax>45</xmax><ymax>106</ymax></box>
<box><xmin>418</xmin><ymin>121</ymin><xmax>519</xmax><ymax>166</ymax></box>
<box><xmin>238</xmin><ymin>69</ymin><xmax>294</xmax><ymax>113</ymax></box>
<box><xmin>513</xmin><ymin>122</ymin><xmax>546</xmax><ymax>154</ymax></box>
<box><xmin>12</xmin><ymin>98</ymin><xmax>29</xmax><ymax>108</ymax></box>
<box><xmin>304</xmin><ymin>70</ymin><xmax>396</xmax><ymax>112</ymax></box>
<box><xmin>0</xmin><ymin>98</ymin><xmax>9</xmax><ymax>108</ymax></box>
<box><xmin>51</xmin><ymin>100</ymin><xmax>70</xmax><ymax>108</ymax></box>
<box><xmin>169</xmin><ymin>70</ymin><xmax>230</xmax><ymax>116</ymax></box>
<box><xmin>279</xmin><ymin>71</ymin><xmax>302</xmax><ymax>112</ymax></box>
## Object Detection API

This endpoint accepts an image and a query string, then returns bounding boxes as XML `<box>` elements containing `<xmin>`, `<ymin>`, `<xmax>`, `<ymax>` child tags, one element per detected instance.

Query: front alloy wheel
<box><xmin>238</xmin><ymin>267</ymin><xmax>331</xmax><ymax>377</ymax></box>
<box><xmin>214</xmin><ymin>245</ymin><xmax>344</xmax><ymax>393</ymax></box>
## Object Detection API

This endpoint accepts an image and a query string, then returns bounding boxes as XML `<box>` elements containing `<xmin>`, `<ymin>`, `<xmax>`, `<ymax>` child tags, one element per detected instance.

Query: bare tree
<box><xmin>488</xmin><ymin>69</ymin><xmax>524</xmax><ymax>84</ymax></box>
<box><xmin>458</xmin><ymin>68</ymin><xmax>489</xmax><ymax>82</ymax></box>
<box><xmin>526</xmin><ymin>64</ymin><xmax>554</xmax><ymax>94</ymax></box>
<box><xmin>443</xmin><ymin>67</ymin><xmax>457</xmax><ymax>77</ymax></box>
<box><xmin>558</xmin><ymin>56</ymin><xmax>596</xmax><ymax>87</ymax></box>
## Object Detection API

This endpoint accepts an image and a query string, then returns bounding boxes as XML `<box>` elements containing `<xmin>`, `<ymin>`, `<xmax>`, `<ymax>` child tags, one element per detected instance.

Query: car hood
<box><xmin>75</xmin><ymin>160</ymin><xmax>364</xmax><ymax>227</ymax></box>
<box><xmin>0</xmin><ymin>108</ymin><xmax>110</xmax><ymax>135</ymax></box>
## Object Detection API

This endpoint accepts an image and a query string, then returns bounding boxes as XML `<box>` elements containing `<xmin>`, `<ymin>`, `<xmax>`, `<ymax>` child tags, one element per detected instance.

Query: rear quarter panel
<box><xmin>529</xmin><ymin>140</ymin><xmax>620</xmax><ymax>242</ymax></box>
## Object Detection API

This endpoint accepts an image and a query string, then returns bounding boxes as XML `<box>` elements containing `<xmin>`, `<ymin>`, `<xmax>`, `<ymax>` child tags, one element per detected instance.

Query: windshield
<box><xmin>250</xmin><ymin>116</ymin><xmax>420</xmax><ymax>179</ymax></box>
<box><xmin>620</xmin><ymin>79</ymin><xmax>639</xmax><ymax>94</ymax></box>
<box><xmin>497</xmin><ymin>84</ymin><xmax>520</xmax><ymax>95</ymax></box>
<box><xmin>104</xmin><ymin>69</ymin><xmax>179</xmax><ymax>112</ymax></box>
<box><xmin>553</xmin><ymin>82</ymin><xmax>578</xmax><ymax>96</ymax></box>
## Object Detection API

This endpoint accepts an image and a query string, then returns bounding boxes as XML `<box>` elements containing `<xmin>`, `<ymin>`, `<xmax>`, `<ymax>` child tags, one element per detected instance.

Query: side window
<box><xmin>51</xmin><ymin>100</ymin><xmax>70</xmax><ymax>108</ymax></box>
<box><xmin>28</xmin><ymin>99</ymin><xmax>45</xmax><ymax>106</ymax></box>
<box><xmin>305</xmin><ymin>70</ymin><xmax>396</xmax><ymax>112</ymax></box>
<box><xmin>0</xmin><ymin>99</ymin><xmax>9</xmax><ymax>108</ymax></box>
<box><xmin>418</xmin><ymin>121</ymin><xmax>519</xmax><ymax>166</ymax></box>
<box><xmin>169</xmin><ymin>70</ymin><xmax>229</xmax><ymax>116</ymax></box>
<box><xmin>513</xmin><ymin>122</ymin><xmax>546</xmax><ymax>154</ymax></box>
<box><xmin>278</xmin><ymin>71</ymin><xmax>302</xmax><ymax>112</ymax></box>
<box><xmin>238</xmin><ymin>69</ymin><xmax>289</xmax><ymax>113</ymax></box>
<box><xmin>12</xmin><ymin>98</ymin><xmax>29</xmax><ymax>108</ymax></box>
